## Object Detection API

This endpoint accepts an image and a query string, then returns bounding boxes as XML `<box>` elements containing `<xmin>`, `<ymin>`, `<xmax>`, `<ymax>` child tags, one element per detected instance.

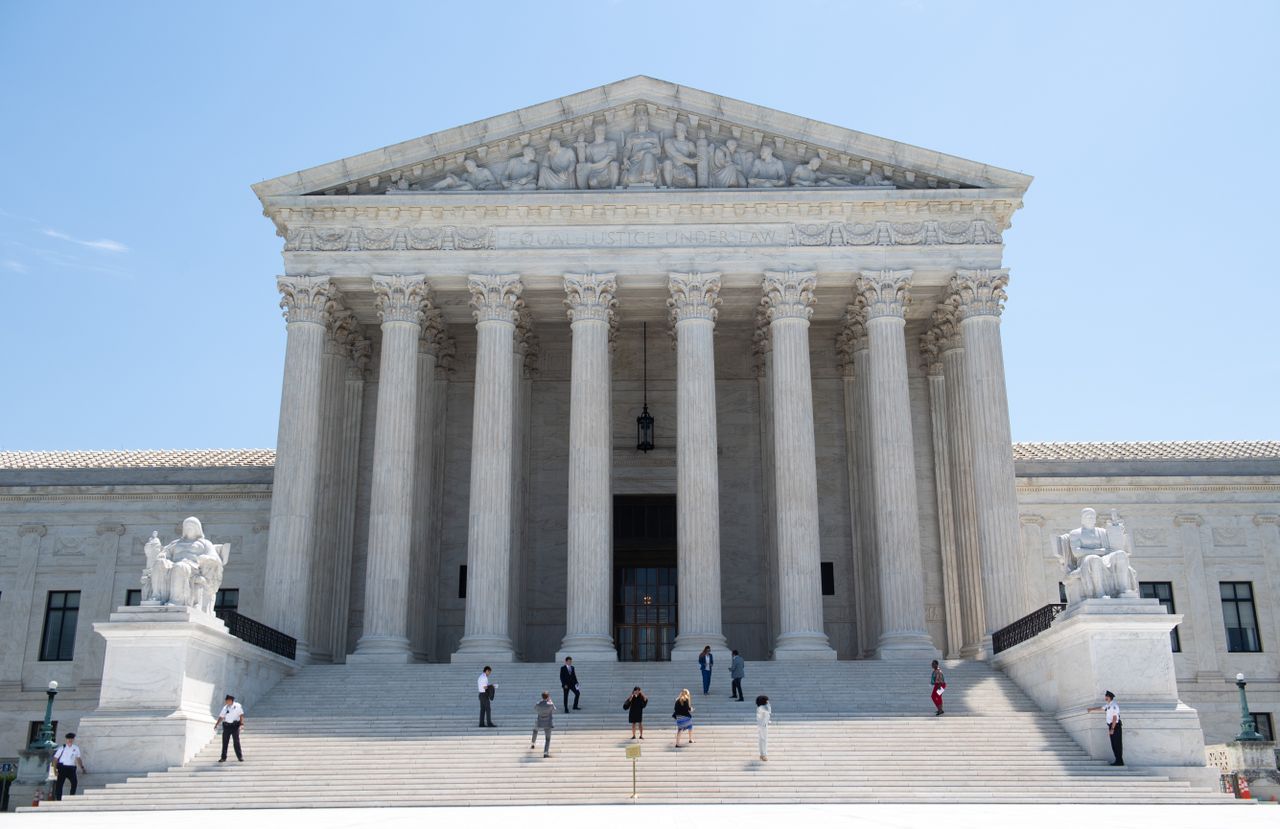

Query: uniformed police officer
<box><xmin>52</xmin><ymin>733</ymin><xmax>87</xmax><ymax>799</ymax></box>
<box><xmin>215</xmin><ymin>694</ymin><xmax>246</xmax><ymax>762</ymax></box>
<box><xmin>1087</xmin><ymin>690</ymin><xmax>1123</xmax><ymax>766</ymax></box>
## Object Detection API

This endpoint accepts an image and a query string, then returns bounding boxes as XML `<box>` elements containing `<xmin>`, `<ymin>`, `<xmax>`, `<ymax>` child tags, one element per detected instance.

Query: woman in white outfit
<box><xmin>756</xmin><ymin>695</ymin><xmax>771</xmax><ymax>761</ymax></box>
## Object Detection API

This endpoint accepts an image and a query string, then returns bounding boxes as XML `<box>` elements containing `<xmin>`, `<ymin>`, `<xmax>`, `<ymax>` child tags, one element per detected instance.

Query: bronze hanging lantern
<box><xmin>636</xmin><ymin>321</ymin><xmax>655</xmax><ymax>452</ymax></box>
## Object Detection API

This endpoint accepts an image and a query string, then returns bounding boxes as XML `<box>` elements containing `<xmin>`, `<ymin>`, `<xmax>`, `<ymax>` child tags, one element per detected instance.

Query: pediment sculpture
<box><xmin>392</xmin><ymin>114</ymin><xmax>900</xmax><ymax>194</ymax></box>
<box><xmin>1053</xmin><ymin>507</ymin><xmax>1139</xmax><ymax>605</ymax></box>
<box><xmin>141</xmin><ymin>516</ymin><xmax>230</xmax><ymax>615</ymax></box>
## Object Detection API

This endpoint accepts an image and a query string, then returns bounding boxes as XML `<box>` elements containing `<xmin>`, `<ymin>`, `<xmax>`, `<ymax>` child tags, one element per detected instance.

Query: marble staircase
<box><xmin>29</xmin><ymin>659</ymin><xmax>1234</xmax><ymax>810</ymax></box>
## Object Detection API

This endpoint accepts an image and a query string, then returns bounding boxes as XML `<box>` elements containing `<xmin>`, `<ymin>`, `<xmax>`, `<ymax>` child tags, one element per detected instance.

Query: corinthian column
<box><xmin>762</xmin><ymin>270</ymin><xmax>836</xmax><ymax>659</ymax></box>
<box><xmin>408</xmin><ymin>311</ymin><xmax>448</xmax><ymax>662</ymax></box>
<box><xmin>557</xmin><ymin>272</ymin><xmax>618</xmax><ymax>661</ymax></box>
<box><xmin>351</xmin><ymin>275</ymin><xmax>431</xmax><ymax>663</ymax></box>
<box><xmin>453</xmin><ymin>273</ymin><xmax>523</xmax><ymax>663</ymax></box>
<box><xmin>932</xmin><ymin>306</ymin><xmax>985</xmax><ymax>656</ymax></box>
<box><xmin>668</xmin><ymin>271</ymin><xmax>728</xmax><ymax>659</ymax></box>
<box><xmin>329</xmin><ymin>333</ymin><xmax>370</xmax><ymax>662</ymax></box>
<box><xmin>920</xmin><ymin>329</ymin><xmax>963</xmax><ymax>659</ymax></box>
<box><xmin>855</xmin><ymin>270</ymin><xmax>937</xmax><ymax>658</ymax></box>
<box><xmin>951</xmin><ymin>268</ymin><xmax>1028</xmax><ymax>639</ymax></box>
<box><xmin>264</xmin><ymin>275</ymin><xmax>334</xmax><ymax>659</ymax></box>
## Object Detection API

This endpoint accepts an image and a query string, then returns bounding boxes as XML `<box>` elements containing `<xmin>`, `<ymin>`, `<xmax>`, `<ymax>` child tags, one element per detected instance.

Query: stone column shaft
<box><xmin>352</xmin><ymin>275</ymin><xmax>430</xmax><ymax>663</ymax></box>
<box><xmin>839</xmin><ymin>365</ymin><xmax>871</xmax><ymax>659</ymax></box>
<box><xmin>328</xmin><ymin>344</ymin><xmax>367</xmax><ymax>663</ymax></box>
<box><xmin>264</xmin><ymin>275</ymin><xmax>334</xmax><ymax>658</ymax></box>
<box><xmin>755</xmin><ymin>320</ymin><xmax>781</xmax><ymax>654</ymax></box>
<box><xmin>409</xmin><ymin>315</ymin><xmax>445</xmax><ymax>662</ymax></box>
<box><xmin>856</xmin><ymin>270</ymin><xmax>936</xmax><ymax>658</ymax></box>
<box><xmin>852</xmin><ymin>341</ymin><xmax>880</xmax><ymax>656</ymax></box>
<box><xmin>764</xmin><ymin>271</ymin><xmax>835</xmax><ymax>659</ymax></box>
<box><xmin>953</xmin><ymin>269</ymin><xmax>1029</xmax><ymax>638</ymax></box>
<box><xmin>922</xmin><ymin>346</ymin><xmax>963</xmax><ymax>659</ymax></box>
<box><xmin>1176</xmin><ymin>514</ymin><xmax>1221</xmax><ymax>679</ymax></box>
<box><xmin>453</xmin><ymin>273</ymin><xmax>523</xmax><ymax>662</ymax></box>
<box><xmin>558</xmin><ymin>273</ymin><xmax>617</xmax><ymax>661</ymax></box>
<box><xmin>669</xmin><ymin>272</ymin><xmax>727</xmax><ymax>658</ymax></box>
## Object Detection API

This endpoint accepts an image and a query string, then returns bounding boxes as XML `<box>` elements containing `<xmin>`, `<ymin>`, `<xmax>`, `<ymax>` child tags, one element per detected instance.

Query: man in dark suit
<box><xmin>560</xmin><ymin>656</ymin><xmax>581</xmax><ymax>712</ymax></box>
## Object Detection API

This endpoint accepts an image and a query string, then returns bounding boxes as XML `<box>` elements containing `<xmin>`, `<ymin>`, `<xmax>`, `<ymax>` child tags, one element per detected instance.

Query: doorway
<box><xmin>613</xmin><ymin>495</ymin><xmax>677</xmax><ymax>662</ymax></box>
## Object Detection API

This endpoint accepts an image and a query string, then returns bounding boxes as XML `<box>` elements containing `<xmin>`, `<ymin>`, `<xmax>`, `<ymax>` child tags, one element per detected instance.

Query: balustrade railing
<box><xmin>215</xmin><ymin>609</ymin><xmax>297</xmax><ymax>660</ymax></box>
<box><xmin>991</xmin><ymin>603</ymin><xmax>1067</xmax><ymax>655</ymax></box>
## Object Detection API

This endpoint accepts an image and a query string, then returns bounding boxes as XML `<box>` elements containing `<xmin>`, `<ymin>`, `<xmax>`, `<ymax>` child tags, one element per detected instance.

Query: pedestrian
<box><xmin>214</xmin><ymin>694</ymin><xmax>246</xmax><ymax>762</ymax></box>
<box><xmin>673</xmin><ymin>688</ymin><xmax>695</xmax><ymax>747</ymax></box>
<box><xmin>698</xmin><ymin>645</ymin><xmax>714</xmax><ymax>695</ymax></box>
<box><xmin>477</xmin><ymin>666</ymin><xmax>497</xmax><ymax>728</ymax></box>
<box><xmin>530</xmin><ymin>691</ymin><xmax>555</xmax><ymax>757</ymax></box>
<box><xmin>51</xmin><ymin>732</ymin><xmax>86</xmax><ymax>799</ymax></box>
<box><xmin>930</xmin><ymin>659</ymin><xmax>946</xmax><ymax>716</ymax></box>
<box><xmin>560</xmin><ymin>656</ymin><xmax>581</xmax><ymax>712</ymax></box>
<box><xmin>624</xmin><ymin>686</ymin><xmax>648</xmax><ymax>739</ymax></box>
<box><xmin>730</xmin><ymin>649</ymin><xmax>745</xmax><ymax>701</ymax></box>
<box><xmin>756</xmin><ymin>695</ymin><xmax>771</xmax><ymax>761</ymax></box>
<box><xmin>1087</xmin><ymin>691</ymin><xmax>1123</xmax><ymax>766</ymax></box>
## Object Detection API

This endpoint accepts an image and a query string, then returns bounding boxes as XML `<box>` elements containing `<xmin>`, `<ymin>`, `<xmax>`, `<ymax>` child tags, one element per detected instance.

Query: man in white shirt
<box><xmin>52</xmin><ymin>732</ymin><xmax>86</xmax><ymax>799</ymax></box>
<box><xmin>215</xmin><ymin>694</ymin><xmax>246</xmax><ymax>762</ymax></box>
<box><xmin>1086</xmin><ymin>690</ymin><xmax>1123</xmax><ymax>766</ymax></box>
<box><xmin>477</xmin><ymin>667</ymin><xmax>497</xmax><ymax>728</ymax></box>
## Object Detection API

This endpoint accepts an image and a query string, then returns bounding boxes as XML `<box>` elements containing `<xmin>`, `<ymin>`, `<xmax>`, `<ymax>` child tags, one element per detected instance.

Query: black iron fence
<box><xmin>215</xmin><ymin>609</ymin><xmax>297</xmax><ymax>660</ymax></box>
<box><xmin>992</xmin><ymin>603</ymin><xmax>1067</xmax><ymax>655</ymax></box>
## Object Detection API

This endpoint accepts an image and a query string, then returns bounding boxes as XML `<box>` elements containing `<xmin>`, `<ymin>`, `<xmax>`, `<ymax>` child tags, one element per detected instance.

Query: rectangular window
<box><xmin>1139</xmin><ymin>582</ymin><xmax>1182</xmax><ymax>652</ymax></box>
<box><xmin>1058</xmin><ymin>582</ymin><xmax>1068</xmax><ymax>604</ymax></box>
<box><xmin>214</xmin><ymin>589</ymin><xmax>239</xmax><ymax>611</ymax></box>
<box><xmin>39</xmin><ymin>591</ymin><xmax>80</xmax><ymax>662</ymax></box>
<box><xmin>820</xmin><ymin>562</ymin><xmax>836</xmax><ymax>596</ymax></box>
<box><xmin>125</xmin><ymin>589</ymin><xmax>141</xmax><ymax>607</ymax></box>
<box><xmin>458</xmin><ymin>565</ymin><xmax>467</xmax><ymax>599</ymax></box>
<box><xmin>28</xmin><ymin>720</ymin><xmax>58</xmax><ymax>746</ymax></box>
<box><xmin>1252</xmin><ymin>713</ymin><xmax>1274</xmax><ymax>741</ymax></box>
<box><xmin>1221</xmin><ymin>582</ymin><xmax>1263</xmax><ymax>653</ymax></box>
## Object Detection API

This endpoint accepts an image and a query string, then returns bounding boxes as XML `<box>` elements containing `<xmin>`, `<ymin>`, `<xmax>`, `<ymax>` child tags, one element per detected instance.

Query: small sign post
<box><xmin>625</xmin><ymin>744</ymin><xmax>641</xmax><ymax>800</ymax></box>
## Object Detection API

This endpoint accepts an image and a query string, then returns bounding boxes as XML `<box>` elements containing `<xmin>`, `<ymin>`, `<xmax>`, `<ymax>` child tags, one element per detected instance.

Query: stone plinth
<box><xmin>73</xmin><ymin>605</ymin><xmax>295</xmax><ymax>774</ymax></box>
<box><xmin>7</xmin><ymin>747</ymin><xmax>53</xmax><ymax>810</ymax></box>
<box><xmin>1206</xmin><ymin>740</ymin><xmax>1280</xmax><ymax>800</ymax></box>
<box><xmin>993</xmin><ymin>598</ymin><xmax>1212</xmax><ymax>783</ymax></box>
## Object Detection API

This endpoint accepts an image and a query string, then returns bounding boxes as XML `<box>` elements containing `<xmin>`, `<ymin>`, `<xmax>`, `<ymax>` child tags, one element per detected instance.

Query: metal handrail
<box><xmin>214</xmin><ymin>609</ymin><xmax>297</xmax><ymax>660</ymax></box>
<box><xmin>992</xmin><ymin>603</ymin><xmax>1067</xmax><ymax>655</ymax></box>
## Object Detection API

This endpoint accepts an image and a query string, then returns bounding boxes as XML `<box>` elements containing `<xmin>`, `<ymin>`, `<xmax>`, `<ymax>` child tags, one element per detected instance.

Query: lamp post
<box><xmin>1234</xmin><ymin>673</ymin><xmax>1264</xmax><ymax>742</ymax></box>
<box><xmin>30</xmin><ymin>681</ymin><xmax>58</xmax><ymax>750</ymax></box>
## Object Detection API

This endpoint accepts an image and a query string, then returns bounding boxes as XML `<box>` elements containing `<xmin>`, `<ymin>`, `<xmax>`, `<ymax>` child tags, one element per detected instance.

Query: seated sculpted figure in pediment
<box><xmin>710</xmin><ymin>138</ymin><xmax>748</xmax><ymax>188</ymax></box>
<box><xmin>748</xmin><ymin>144</ymin><xmax>787</xmax><ymax>187</ymax></box>
<box><xmin>575</xmin><ymin>123</ymin><xmax>619</xmax><ymax>190</ymax></box>
<box><xmin>1054</xmin><ymin>507</ymin><xmax>1139</xmax><ymax>605</ymax></box>
<box><xmin>621</xmin><ymin>112</ymin><xmax>662</xmax><ymax>187</ymax></box>
<box><xmin>501</xmin><ymin>146</ymin><xmax>539</xmax><ymax>191</ymax></box>
<box><xmin>790</xmin><ymin>156</ymin><xmax>854</xmax><ymax>187</ymax></box>
<box><xmin>538</xmin><ymin>138</ymin><xmax>578</xmax><ymax>190</ymax></box>
<box><xmin>141</xmin><ymin>516</ymin><xmax>230</xmax><ymax>615</ymax></box>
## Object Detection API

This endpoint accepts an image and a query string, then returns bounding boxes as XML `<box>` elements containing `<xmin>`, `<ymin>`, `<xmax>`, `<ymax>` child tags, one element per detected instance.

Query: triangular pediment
<box><xmin>252</xmin><ymin>76</ymin><xmax>1031</xmax><ymax>200</ymax></box>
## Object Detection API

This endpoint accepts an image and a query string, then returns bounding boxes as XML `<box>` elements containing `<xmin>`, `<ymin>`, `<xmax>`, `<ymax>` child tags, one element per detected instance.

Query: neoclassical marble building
<box><xmin>2</xmin><ymin>79</ymin><xmax>1278</xmax><ymax>750</ymax></box>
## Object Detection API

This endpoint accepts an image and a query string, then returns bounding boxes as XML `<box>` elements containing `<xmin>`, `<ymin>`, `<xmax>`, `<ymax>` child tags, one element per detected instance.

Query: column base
<box><xmin>875</xmin><ymin>630</ymin><xmax>940</xmax><ymax>660</ymax></box>
<box><xmin>555</xmin><ymin>634</ymin><xmax>617</xmax><ymax>662</ymax></box>
<box><xmin>671</xmin><ymin>633</ymin><xmax>729</xmax><ymax>665</ymax></box>
<box><xmin>773</xmin><ymin>631</ymin><xmax>838</xmax><ymax>660</ymax></box>
<box><xmin>348</xmin><ymin>635</ymin><xmax>413</xmax><ymax>664</ymax></box>
<box><xmin>451</xmin><ymin>634</ymin><xmax>516</xmax><ymax>664</ymax></box>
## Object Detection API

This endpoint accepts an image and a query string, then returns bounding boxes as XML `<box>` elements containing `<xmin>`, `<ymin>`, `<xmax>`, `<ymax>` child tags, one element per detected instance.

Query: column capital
<box><xmin>346</xmin><ymin>334</ymin><xmax>372</xmax><ymax>380</ymax></box>
<box><xmin>918</xmin><ymin>328</ymin><xmax>944</xmax><ymax>377</ymax></box>
<box><xmin>326</xmin><ymin>306</ymin><xmax>359</xmax><ymax>357</ymax></box>
<box><xmin>515</xmin><ymin>308</ymin><xmax>540</xmax><ymax>376</ymax></box>
<box><xmin>667</xmin><ymin>271</ymin><xmax>722</xmax><ymax>324</ymax></box>
<box><xmin>277</xmin><ymin>275</ymin><xmax>335</xmax><ymax>325</ymax></box>
<box><xmin>373</xmin><ymin>274</ymin><xmax>431</xmax><ymax>325</ymax></box>
<box><xmin>761</xmin><ymin>270</ymin><xmax>817</xmax><ymax>322</ymax></box>
<box><xmin>855</xmin><ymin>269</ymin><xmax>913</xmax><ymax>320</ymax></box>
<box><xmin>563</xmin><ymin>272</ymin><xmax>618</xmax><ymax>324</ymax></box>
<box><xmin>753</xmin><ymin>302</ymin><xmax>772</xmax><ymax>377</ymax></box>
<box><xmin>951</xmin><ymin>268</ymin><xmax>1010</xmax><ymax>320</ymax></box>
<box><xmin>468</xmin><ymin>273</ymin><xmax>523</xmax><ymax>324</ymax></box>
<box><xmin>417</xmin><ymin>309</ymin><xmax>449</xmax><ymax>356</ymax></box>
<box><xmin>929</xmin><ymin>304</ymin><xmax>963</xmax><ymax>352</ymax></box>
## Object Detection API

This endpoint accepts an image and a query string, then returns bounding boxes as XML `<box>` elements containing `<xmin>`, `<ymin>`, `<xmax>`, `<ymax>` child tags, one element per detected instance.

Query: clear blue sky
<box><xmin>2</xmin><ymin>1</ymin><xmax>1276</xmax><ymax>450</ymax></box>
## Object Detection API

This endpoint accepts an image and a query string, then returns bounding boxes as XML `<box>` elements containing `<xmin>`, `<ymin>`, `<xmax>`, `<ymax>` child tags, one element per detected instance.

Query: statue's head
<box><xmin>726</xmin><ymin>138</ymin><xmax>738</xmax><ymax>152</ymax></box>
<box><xmin>1081</xmin><ymin>508</ymin><xmax>1097</xmax><ymax>528</ymax></box>
<box><xmin>760</xmin><ymin>144</ymin><xmax>775</xmax><ymax>160</ymax></box>
<box><xmin>808</xmin><ymin>157</ymin><xmax>822</xmax><ymax>170</ymax></box>
<box><xmin>674</xmin><ymin>121</ymin><xmax>687</xmax><ymax>139</ymax></box>
<box><xmin>181</xmin><ymin>517</ymin><xmax>203</xmax><ymax>540</ymax></box>
<box><xmin>635</xmin><ymin>111</ymin><xmax>649</xmax><ymax>131</ymax></box>
<box><xmin>521</xmin><ymin>145</ymin><xmax>536</xmax><ymax>161</ymax></box>
<box><xmin>593</xmin><ymin>123</ymin><xmax>606</xmax><ymax>141</ymax></box>
<box><xmin>463</xmin><ymin>159</ymin><xmax>478</xmax><ymax>173</ymax></box>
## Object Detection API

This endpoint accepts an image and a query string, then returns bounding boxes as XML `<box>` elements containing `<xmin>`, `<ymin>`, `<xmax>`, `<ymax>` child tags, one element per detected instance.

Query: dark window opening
<box><xmin>1252</xmin><ymin>712</ymin><xmax>1274</xmax><ymax>741</ymax></box>
<box><xmin>1139</xmin><ymin>581</ymin><xmax>1182</xmax><ymax>652</ymax></box>
<box><xmin>39</xmin><ymin>591</ymin><xmax>80</xmax><ymax>662</ymax></box>
<box><xmin>820</xmin><ymin>562</ymin><xmax>836</xmax><ymax>596</ymax></box>
<box><xmin>1221</xmin><ymin>581</ymin><xmax>1262</xmax><ymax>653</ymax></box>
<box><xmin>458</xmin><ymin>565</ymin><xmax>467</xmax><ymax>600</ymax></box>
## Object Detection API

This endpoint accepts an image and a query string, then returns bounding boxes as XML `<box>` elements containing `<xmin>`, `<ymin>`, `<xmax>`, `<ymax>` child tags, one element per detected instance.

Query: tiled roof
<box><xmin>1013</xmin><ymin>441</ymin><xmax>1280</xmax><ymax>462</ymax></box>
<box><xmin>0</xmin><ymin>443</ymin><xmax>1276</xmax><ymax>470</ymax></box>
<box><xmin>0</xmin><ymin>450</ymin><xmax>276</xmax><ymax>470</ymax></box>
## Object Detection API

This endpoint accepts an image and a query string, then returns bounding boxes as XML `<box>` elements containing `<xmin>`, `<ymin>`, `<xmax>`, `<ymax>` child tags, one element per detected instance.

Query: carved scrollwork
<box><xmin>950</xmin><ymin>268</ymin><xmax>1010</xmax><ymax>320</ymax></box>
<box><xmin>667</xmin><ymin>271</ymin><xmax>722</xmax><ymax>324</ymax></box>
<box><xmin>761</xmin><ymin>270</ymin><xmax>817</xmax><ymax>322</ymax></box>
<box><xmin>563</xmin><ymin>272</ymin><xmax>618</xmax><ymax>325</ymax></box>
<box><xmin>854</xmin><ymin>269</ymin><xmax>912</xmax><ymax>320</ymax></box>
<box><xmin>469</xmin><ymin>273</ymin><xmax>524</xmax><ymax>325</ymax></box>
<box><xmin>277</xmin><ymin>275</ymin><xmax>335</xmax><ymax>325</ymax></box>
<box><xmin>373</xmin><ymin>274</ymin><xmax>431</xmax><ymax>325</ymax></box>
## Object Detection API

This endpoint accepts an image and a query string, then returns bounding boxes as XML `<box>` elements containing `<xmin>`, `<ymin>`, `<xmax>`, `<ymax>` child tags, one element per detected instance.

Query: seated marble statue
<box><xmin>790</xmin><ymin>156</ymin><xmax>854</xmax><ymax>187</ymax></box>
<box><xmin>621</xmin><ymin>112</ymin><xmax>661</xmax><ymax>187</ymax></box>
<box><xmin>500</xmin><ymin>146</ymin><xmax>539</xmax><ymax>190</ymax></box>
<box><xmin>710</xmin><ymin>138</ymin><xmax>747</xmax><ymax>188</ymax></box>
<box><xmin>1054</xmin><ymin>507</ymin><xmax>1139</xmax><ymax>605</ymax></box>
<box><xmin>575</xmin><ymin>124</ymin><xmax>619</xmax><ymax>190</ymax></box>
<box><xmin>662</xmin><ymin>121</ymin><xmax>699</xmax><ymax>188</ymax></box>
<box><xmin>538</xmin><ymin>138</ymin><xmax>578</xmax><ymax>189</ymax></box>
<box><xmin>430</xmin><ymin>158</ymin><xmax>498</xmax><ymax>191</ymax></box>
<box><xmin>141</xmin><ymin>516</ymin><xmax>230</xmax><ymax>613</ymax></box>
<box><xmin>748</xmin><ymin>144</ymin><xmax>787</xmax><ymax>187</ymax></box>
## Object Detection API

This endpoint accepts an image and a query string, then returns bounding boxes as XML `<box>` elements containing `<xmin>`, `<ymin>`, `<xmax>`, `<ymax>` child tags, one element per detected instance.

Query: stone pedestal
<box><xmin>8</xmin><ymin>747</ymin><xmax>53</xmax><ymax>810</ymax></box>
<box><xmin>993</xmin><ymin>598</ymin><xmax>1211</xmax><ymax>781</ymax></box>
<box><xmin>1206</xmin><ymin>740</ymin><xmax>1280</xmax><ymax>800</ymax></box>
<box><xmin>72</xmin><ymin>606</ymin><xmax>295</xmax><ymax>775</ymax></box>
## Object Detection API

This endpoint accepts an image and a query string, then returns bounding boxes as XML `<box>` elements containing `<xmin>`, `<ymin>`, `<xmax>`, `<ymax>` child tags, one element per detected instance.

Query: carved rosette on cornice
<box><xmin>761</xmin><ymin>270</ymin><xmax>817</xmax><ymax>322</ymax></box>
<box><xmin>1173</xmin><ymin>514</ymin><xmax>1203</xmax><ymax>528</ymax></box>
<box><xmin>468</xmin><ymin>273</ymin><xmax>524</xmax><ymax>325</ymax></box>
<box><xmin>667</xmin><ymin>271</ymin><xmax>722</xmax><ymax>325</ymax></box>
<box><xmin>373</xmin><ymin>274</ymin><xmax>431</xmax><ymax>326</ymax></box>
<box><xmin>418</xmin><ymin>309</ymin><xmax>449</xmax><ymax>357</ymax></box>
<box><xmin>951</xmin><ymin>268</ymin><xmax>1010</xmax><ymax>320</ymax></box>
<box><xmin>919</xmin><ymin>328</ymin><xmax>944</xmax><ymax>377</ymax></box>
<box><xmin>854</xmin><ymin>269</ymin><xmax>912</xmax><ymax>320</ymax></box>
<box><xmin>277</xmin><ymin>275</ymin><xmax>335</xmax><ymax>325</ymax></box>
<box><xmin>930</xmin><ymin>304</ymin><xmax>963</xmax><ymax>353</ymax></box>
<box><xmin>563</xmin><ymin>272</ymin><xmax>618</xmax><ymax>325</ymax></box>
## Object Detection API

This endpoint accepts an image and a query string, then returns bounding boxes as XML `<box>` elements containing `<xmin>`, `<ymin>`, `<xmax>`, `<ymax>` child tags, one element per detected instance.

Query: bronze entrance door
<box><xmin>613</xmin><ymin>495</ymin><xmax>677</xmax><ymax>662</ymax></box>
